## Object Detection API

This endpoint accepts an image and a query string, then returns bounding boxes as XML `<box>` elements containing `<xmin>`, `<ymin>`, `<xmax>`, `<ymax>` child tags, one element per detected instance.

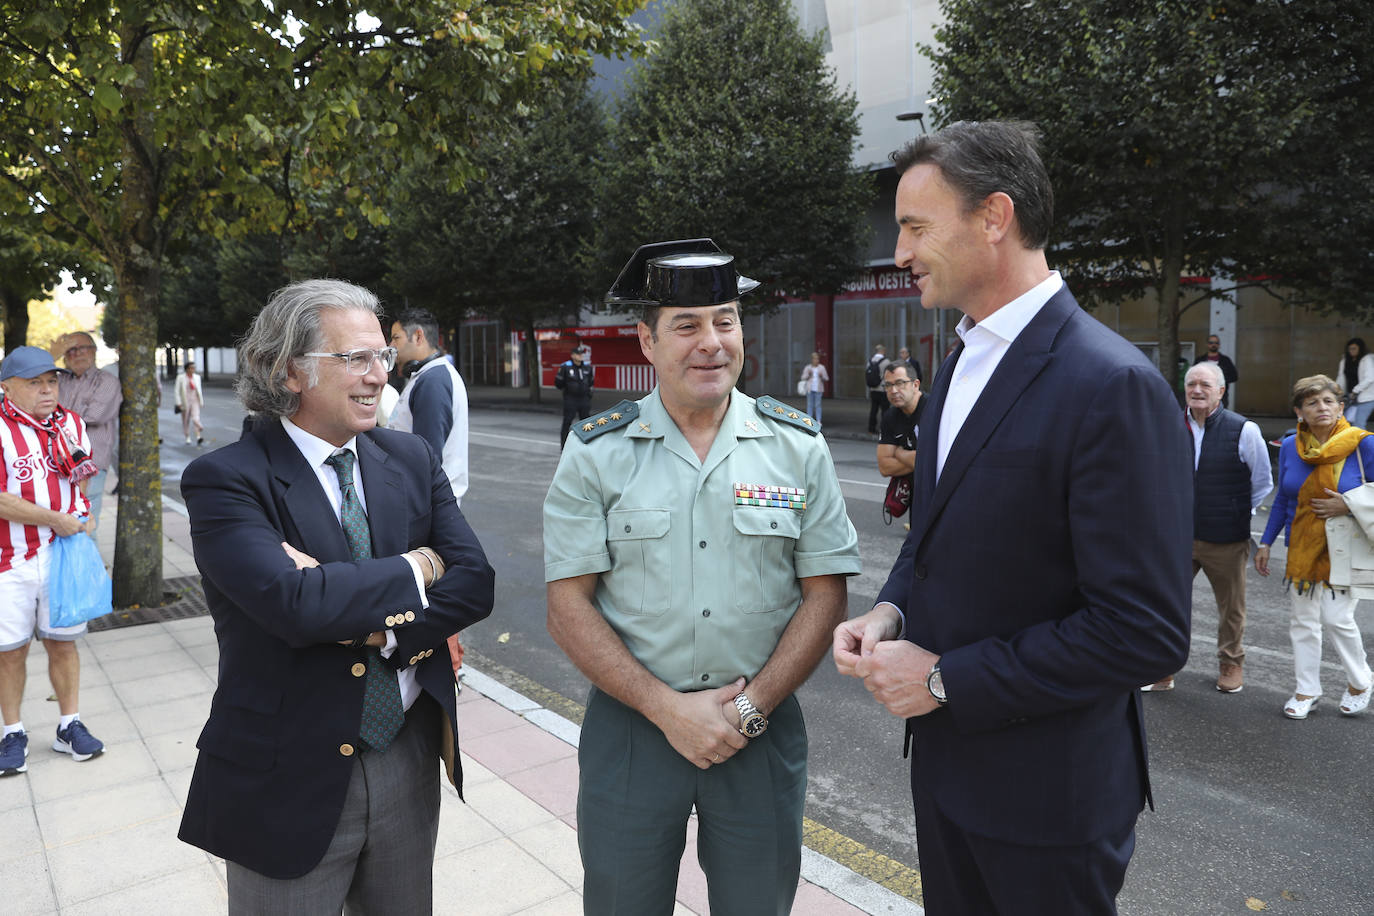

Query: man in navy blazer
<box><xmin>834</xmin><ymin>122</ymin><xmax>1192</xmax><ymax>914</ymax></box>
<box><xmin>178</xmin><ymin>280</ymin><xmax>495</xmax><ymax>912</ymax></box>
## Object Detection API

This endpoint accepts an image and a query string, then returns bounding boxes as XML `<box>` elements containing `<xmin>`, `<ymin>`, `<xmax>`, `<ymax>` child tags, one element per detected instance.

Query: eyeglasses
<box><xmin>303</xmin><ymin>347</ymin><xmax>397</xmax><ymax>375</ymax></box>
<box><xmin>881</xmin><ymin>379</ymin><xmax>913</xmax><ymax>390</ymax></box>
<box><xmin>64</xmin><ymin>345</ymin><xmax>96</xmax><ymax>357</ymax></box>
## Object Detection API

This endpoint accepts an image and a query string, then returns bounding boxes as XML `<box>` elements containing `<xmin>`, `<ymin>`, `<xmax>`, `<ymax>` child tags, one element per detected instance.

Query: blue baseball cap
<box><xmin>0</xmin><ymin>346</ymin><xmax>59</xmax><ymax>381</ymax></box>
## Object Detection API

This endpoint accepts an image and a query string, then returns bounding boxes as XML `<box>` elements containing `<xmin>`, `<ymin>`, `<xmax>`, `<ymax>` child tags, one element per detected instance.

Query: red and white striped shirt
<box><xmin>0</xmin><ymin>406</ymin><xmax>92</xmax><ymax>572</ymax></box>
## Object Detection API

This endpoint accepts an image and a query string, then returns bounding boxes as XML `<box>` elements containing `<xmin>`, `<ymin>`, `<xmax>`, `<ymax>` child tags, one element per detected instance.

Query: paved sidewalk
<box><xmin>0</xmin><ymin>498</ymin><xmax>921</xmax><ymax>914</ymax></box>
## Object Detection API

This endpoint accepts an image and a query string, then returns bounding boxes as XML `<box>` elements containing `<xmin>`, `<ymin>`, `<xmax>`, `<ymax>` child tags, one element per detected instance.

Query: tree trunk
<box><xmin>111</xmin><ymin>22</ymin><xmax>164</xmax><ymax>609</ymax></box>
<box><xmin>1156</xmin><ymin>246</ymin><xmax>1185</xmax><ymax>400</ymax></box>
<box><xmin>0</xmin><ymin>286</ymin><xmax>30</xmax><ymax>352</ymax></box>
<box><xmin>524</xmin><ymin>318</ymin><xmax>541</xmax><ymax>404</ymax></box>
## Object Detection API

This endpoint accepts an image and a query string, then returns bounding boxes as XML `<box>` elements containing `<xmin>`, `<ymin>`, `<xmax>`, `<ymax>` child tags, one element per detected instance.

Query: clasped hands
<box><xmin>654</xmin><ymin>677</ymin><xmax>750</xmax><ymax>771</ymax></box>
<box><xmin>832</xmin><ymin>607</ymin><xmax>942</xmax><ymax>718</ymax></box>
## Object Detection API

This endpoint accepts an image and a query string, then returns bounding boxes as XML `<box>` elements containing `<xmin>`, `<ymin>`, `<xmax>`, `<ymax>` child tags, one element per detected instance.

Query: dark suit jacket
<box><xmin>177</xmin><ymin>421</ymin><xmax>495</xmax><ymax>879</ymax></box>
<box><xmin>877</xmin><ymin>286</ymin><xmax>1192</xmax><ymax>846</ymax></box>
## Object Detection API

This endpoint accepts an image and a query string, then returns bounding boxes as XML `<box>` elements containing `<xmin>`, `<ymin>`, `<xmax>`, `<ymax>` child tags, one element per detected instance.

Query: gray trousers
<box><xmin>227</xmin><ymin>695</ymin><xmax>442</xmax><ymax>915</ymax></box>
<box><xmin>577</xmin><ymin>688</ymin><xmax>807</xmax><ymax>916</ymax></box>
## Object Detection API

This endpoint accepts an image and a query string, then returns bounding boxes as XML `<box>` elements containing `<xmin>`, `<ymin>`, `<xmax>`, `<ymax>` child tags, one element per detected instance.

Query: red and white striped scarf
<box><xmin>0</xmin><ymin>396</ymin><xmax>99</xmax><ymax>484</ymax></box>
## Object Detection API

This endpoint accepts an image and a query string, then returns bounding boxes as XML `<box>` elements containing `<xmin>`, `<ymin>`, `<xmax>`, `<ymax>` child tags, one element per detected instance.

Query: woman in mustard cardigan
<box><xmin>1256</xmin><ymin>374</ymin><xmax>1374</xmax><ymax>719</ymax></box>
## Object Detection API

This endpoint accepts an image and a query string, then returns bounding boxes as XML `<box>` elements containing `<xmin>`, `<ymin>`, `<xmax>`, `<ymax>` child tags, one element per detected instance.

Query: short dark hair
<box><xmin>394</xmin><ymin>307</ymin><xmax>441</xmax><ymax>350</ymax></box>
<box><xmin>890</xmin><ymin>120</ymin><xmax>1053</xmax><ymax>250</ymax></box>
<box><xmin>640</xmin><ymin>301</ymin><xmax>740</xmax><ymax>340</ymax></box>
<box><xmin>883</xmin><ymin>363</ymin><xmax>912</xmax><ymax>381</ymax></box>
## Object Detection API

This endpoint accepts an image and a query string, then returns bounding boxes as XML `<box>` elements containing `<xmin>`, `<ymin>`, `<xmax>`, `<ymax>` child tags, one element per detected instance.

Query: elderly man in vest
<box><xmin>1145</xmin><ymin>361</ymin><xmax>1272</xmax><ymax>694</ymax></box>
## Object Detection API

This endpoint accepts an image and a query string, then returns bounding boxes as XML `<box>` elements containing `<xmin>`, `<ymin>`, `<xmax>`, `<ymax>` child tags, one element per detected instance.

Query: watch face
<box><xmin>742</xmin><ymin>714</ymin><xmax>768</xmax><ymax>737</ymax></box>
<box><xmin>927</xmin><ymin>667</ymin><xmax>946</xmax><ymax>702</ymax></box>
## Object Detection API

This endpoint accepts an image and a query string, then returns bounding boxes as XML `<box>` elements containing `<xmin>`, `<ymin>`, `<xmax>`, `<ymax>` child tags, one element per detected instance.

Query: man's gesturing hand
<box><xmin>855</xmin><ymin>641</ymin><xmax>942</xmax><ymax>718</ymax></box>
<box><xmin>832</xmin><ymin>605</ymin><xmax>901</xmax><ymax>677</ymax></box>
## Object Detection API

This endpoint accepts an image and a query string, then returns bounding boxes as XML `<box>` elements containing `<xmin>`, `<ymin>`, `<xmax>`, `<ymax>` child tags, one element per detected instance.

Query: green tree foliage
<box><xmin>928</xmin><ymin>0</ymin><xmax>1374</xmax><ymax>376</ymax></box>
<box><xmin>0</xmin><ymin>1</ymin><xmax>649</xmax><ymax>606</ymax></box>
<box><xmin>596</xmin><ymin>0</ymin><xmax>873</xmax><ymax>309</ymax></box>
<box><xmin>386</xmin><ymin>81</ymin><xmax>607</xmax><ymax>403</ymax></box>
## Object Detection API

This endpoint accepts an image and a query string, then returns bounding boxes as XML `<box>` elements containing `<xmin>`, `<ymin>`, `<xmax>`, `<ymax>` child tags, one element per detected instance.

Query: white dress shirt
<box><xmin>937</xmin><ymin>271</ymin><xmax>1064</xmax><ymax>480</ymax></box>
<box><xmin>877</xmin><ymin>272</ymin><xmax>1063</xmax><ymax>630</ymax></box>
<box><xmin>1186</xmin><ymin>408</ymin><xmax>1274</xmax><ymax>510</ymax></box>
<box><xmin>281</xmin><ymin>418</ymin><xmax>428</xmax><ymax>710</ymax></box>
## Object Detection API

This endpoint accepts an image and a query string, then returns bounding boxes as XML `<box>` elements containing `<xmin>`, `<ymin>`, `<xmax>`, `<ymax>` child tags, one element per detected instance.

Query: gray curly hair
<box><xmin>236</xmin><ymin>279</ymin><xmax>382</xmax><ymax>419</ymax></box>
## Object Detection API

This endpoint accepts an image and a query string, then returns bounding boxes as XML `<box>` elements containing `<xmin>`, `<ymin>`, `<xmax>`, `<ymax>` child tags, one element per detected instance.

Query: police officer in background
<box><xmin>555</xmin><ymin>344</ymin><xmax>594</xmax><ymax>448</ymax></box>
<box><xmin>543</xmin><ymin>239</ymin><xmax>860</xmax><ymax>915</ymax></box>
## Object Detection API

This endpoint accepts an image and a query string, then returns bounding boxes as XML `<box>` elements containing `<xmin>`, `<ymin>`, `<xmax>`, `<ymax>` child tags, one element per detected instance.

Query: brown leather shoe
<box><xmin>1140</xmin><ymin>676</ymin><xmax>1175</xmax><ymax>692</ymax></box>
<box><xmin>1216</xmin><ymin>664</ymin><xmax>1244</xmax><ymax>693</ymax></box>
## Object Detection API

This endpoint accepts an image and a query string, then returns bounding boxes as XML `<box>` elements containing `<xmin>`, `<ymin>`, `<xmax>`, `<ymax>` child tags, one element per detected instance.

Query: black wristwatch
<box><xmin>926</xmin><ymin>663</ymin><xmax>948</xmax><ymax>706</ymax></box>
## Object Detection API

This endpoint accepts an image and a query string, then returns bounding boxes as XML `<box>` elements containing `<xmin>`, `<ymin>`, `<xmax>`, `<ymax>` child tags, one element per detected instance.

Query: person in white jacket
<box><xmin>174</xmin><ymin>361</ymin><xmax>205</xmax><ymax>445</ymax></box>
<box><xmin>1338</xmin><ymin>337</ymin><xmax>1374</xmax><ymax>429</ymax></box>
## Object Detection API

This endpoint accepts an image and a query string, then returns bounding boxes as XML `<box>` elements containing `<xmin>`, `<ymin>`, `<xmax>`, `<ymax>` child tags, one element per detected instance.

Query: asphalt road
<box><xmin>162</xmin><ymin>383</ymin><xmax>1374</xmax><ymax>914</ymax></box>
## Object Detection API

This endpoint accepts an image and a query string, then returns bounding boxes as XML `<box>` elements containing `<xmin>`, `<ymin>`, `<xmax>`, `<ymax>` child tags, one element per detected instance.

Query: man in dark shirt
<box><xmin>1194</xmin><ymin>335</ymin><xmax>1238</xmax><ymax>408</ymax></box>
<box><xmin>877</xmin><ymin>362</ymin><xmax>924</xmax><ymax>482</ymax></box>
<box><xmin>554</xmin><ymin>345</ymin><xmax>594</xmax><ymax>448</ymax></box>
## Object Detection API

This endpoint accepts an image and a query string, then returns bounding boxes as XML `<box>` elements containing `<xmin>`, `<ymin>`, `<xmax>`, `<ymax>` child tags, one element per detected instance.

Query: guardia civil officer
<box><xmin>543</xmin><ymin>239</ymin><xmax>860</xmax><ymax>915</ymax></box>
<box><xmin>555</xmin><ymin>344</ymin><xmax>594</xmax><ymax>448</ymax></box>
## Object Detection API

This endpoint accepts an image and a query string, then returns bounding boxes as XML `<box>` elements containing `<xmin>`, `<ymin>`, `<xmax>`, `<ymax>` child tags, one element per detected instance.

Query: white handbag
<box><xmin>1325</xmin><ymin>446</ymin><xmax>1374</xmax><ymax>597</ymax></box>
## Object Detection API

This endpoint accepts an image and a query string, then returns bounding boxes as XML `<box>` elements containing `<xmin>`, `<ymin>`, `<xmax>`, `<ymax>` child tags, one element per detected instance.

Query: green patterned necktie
<box><xmin>325</xmin><ymin>449</ymin><xmax>404</xmax><ymax>752</ymax></box>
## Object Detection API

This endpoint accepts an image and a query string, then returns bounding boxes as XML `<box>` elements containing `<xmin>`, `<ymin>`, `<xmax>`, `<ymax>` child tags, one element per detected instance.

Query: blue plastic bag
<box><xmin>48</xmin><ymin>522</ymin><xmax>113</xmax><ymax>628</ymax></box>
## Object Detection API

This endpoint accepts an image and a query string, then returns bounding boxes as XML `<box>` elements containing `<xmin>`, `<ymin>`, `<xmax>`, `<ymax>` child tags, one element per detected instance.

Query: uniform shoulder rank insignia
<box><xmin>754</xmin><ymin>395</ymin><xmax>820</xmax><ymax>434</ymax></box>
<box><xmin>574</xmin><ymin>399</ymin><xmax>639</xmax><ymax>443</ymax></box>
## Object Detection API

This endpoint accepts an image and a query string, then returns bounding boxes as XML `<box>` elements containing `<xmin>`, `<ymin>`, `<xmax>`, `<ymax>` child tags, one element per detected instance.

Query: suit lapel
<box><xmin>905</xmin><ymin>344</ymin><xmax>960</xmax><ymax>547</ymax></box>
<box><xmin>264</xmin><ymin>421</ymin><xmax>354</xmax><ymax>563</ymax></box>
<box><xmin>914</xmin><ymin>288</ymin><xmax>1078</xmax><ymax>543</ymax></box>
<box><xmin>358</xmin><ymin>432</ymin><xmax>406</xmax><ymax>557</ymax></box>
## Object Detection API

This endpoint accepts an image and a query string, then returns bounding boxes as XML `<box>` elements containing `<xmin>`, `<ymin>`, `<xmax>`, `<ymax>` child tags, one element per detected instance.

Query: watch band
<box><xmin>734</xmin><ymin>693</ymin><xmax>769</xmax><ymax>737</ymax></box>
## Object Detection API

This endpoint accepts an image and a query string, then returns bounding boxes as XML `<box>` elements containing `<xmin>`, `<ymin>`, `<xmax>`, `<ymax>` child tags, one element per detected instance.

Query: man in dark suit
<box><xmin>178</xmin><ymin>279</ymin><xmax>495</xmax><ymax>913</ymax></box>
<box><xmin>833</xmin><ymin>121</ymin><xmax>1192</xmax><ymax>914</ymax></box>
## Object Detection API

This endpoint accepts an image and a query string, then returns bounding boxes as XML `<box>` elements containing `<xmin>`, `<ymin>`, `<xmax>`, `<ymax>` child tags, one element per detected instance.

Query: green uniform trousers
<box><xmin>577</xmin><ymin>688</ymin><xmax>807</xmax><ymax>916</ymax></box>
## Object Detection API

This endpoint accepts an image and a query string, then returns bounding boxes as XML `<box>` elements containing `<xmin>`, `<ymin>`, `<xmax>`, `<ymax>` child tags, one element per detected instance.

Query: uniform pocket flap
<box><xmin>732</xmin><ymin>507</ymin><xmax>802</xmax><ymax>538</ymax></box>
<box><xmin>607</xmin><ymin>508</ymin><xmax>671</xmax><ymax>541</ymax></box>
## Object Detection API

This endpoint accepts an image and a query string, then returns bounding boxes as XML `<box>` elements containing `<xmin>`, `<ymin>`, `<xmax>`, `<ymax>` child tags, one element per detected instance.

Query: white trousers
<box><xmin>1289</xmin><ymin>587</ymin><xmax>1373</xmax><ymax>697</ymax></box>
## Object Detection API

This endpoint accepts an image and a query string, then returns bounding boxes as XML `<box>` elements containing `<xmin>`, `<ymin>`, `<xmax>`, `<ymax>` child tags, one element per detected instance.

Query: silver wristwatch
<box><xmin>926</xmin><ymin>663</ymin><xmax>948</xmax><ymax>706</ymax></box>
<box><xmin>734</xmin><ymin>693</ymin><xmax>769</xmax><ymax>738</ymax></box>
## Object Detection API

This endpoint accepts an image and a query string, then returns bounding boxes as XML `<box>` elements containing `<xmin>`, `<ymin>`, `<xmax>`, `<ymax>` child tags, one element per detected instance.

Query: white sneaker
<box><xmin>185</xmin><ymin>436</ymin><xmax>192</xmax><ymax>444</ymax></box>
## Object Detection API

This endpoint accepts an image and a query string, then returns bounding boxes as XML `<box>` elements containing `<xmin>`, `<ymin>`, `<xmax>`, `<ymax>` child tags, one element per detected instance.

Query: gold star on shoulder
<box><xmin>582</xmin><ymin>423</ymin><xmax>595</xmax><ymax>432</ymax></box>
<box><xmin>596</xmin><ymin>416</ymin><xmax>609</xmax><ymax>426</ymax></box>
<box><xmin>787</xmin><ymin>412</ymin><xmax>799</xmax><ymax>419</ymax></box>
<box><xmin>802</xmin><ymin>417</ymin><xmax>813</xmax><ymax>426</ymax></box>
<box><xmin>610</xmin><ymin>412</ymin><xmax>622</xmax><ymax>420</ymax></box>
<box><xmin>773</xmin><ymin>406</ymin><xmax>785</xmax><ymax>414</ymax></box>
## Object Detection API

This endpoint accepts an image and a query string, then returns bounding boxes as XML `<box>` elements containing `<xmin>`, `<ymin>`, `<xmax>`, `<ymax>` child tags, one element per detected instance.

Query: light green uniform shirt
<box><xmin>543</xmin><ymin>389</ymin><xmax>860</xmax><ymax>692</ymax></box>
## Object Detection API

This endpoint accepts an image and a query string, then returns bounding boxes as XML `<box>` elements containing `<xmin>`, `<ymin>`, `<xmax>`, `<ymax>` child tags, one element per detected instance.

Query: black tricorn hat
<box><xmin>605</xmin><ymin>238</ymin><xmax>760</xmax><ymax>312</ymax></box>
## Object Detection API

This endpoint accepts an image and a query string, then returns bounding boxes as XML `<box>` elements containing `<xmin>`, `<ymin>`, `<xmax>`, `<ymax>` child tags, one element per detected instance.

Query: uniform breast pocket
<box><xmin>606</xmin><ymin>508</ymin><xmax>672</xmax><ymax>616</ymax></box>
<box><xmin>731</xmin><ymin>507</ymin><xmax>802</xmax><ymax>613</ymax></box>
